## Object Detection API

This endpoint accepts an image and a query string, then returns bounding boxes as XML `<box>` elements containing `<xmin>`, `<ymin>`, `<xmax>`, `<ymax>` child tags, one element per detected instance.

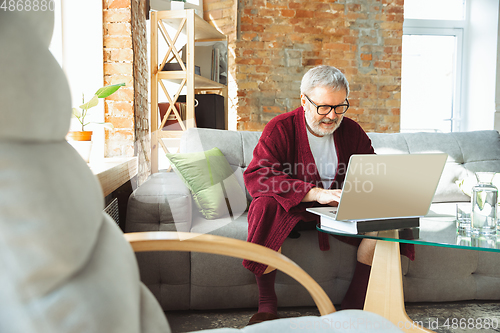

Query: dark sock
<box><xmin>341</xmin><ymin>261</ymin><xmax>371</xmax><ymax>310</ymax></box>
<box><xmin>255</xmin><ymin>270</ymin><xmax>278</xmax><ymax>315</ymax></box>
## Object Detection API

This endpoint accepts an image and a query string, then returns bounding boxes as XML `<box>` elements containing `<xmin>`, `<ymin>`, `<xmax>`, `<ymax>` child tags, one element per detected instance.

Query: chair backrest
<box><xmin>0</xmin><ymin>11</ymin><xmax>169</xmax><ymax>333</ymax></box>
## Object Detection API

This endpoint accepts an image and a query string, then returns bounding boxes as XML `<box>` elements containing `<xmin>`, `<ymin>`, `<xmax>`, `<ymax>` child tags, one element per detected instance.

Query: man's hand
<box><xmin>302</xmin><ymin>187</ymin><xmax>341</xmax><ymax>206</ymax></box>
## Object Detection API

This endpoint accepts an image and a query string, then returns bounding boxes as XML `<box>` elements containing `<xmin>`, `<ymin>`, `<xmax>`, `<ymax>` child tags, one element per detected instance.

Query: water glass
<box><xmin>456</xmin><ymin>203</ymin><xmax>471</xmax><ymax>231</ymax></box>
<box><xmin>471</xmin><ymin>172</ymin><xmax>498</xmax><ymax>235</ymax></box>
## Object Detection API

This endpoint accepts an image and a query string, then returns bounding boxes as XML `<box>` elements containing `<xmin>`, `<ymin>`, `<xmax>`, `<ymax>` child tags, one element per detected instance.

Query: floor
<box><xmin>166</xmin><ymin>301</ymin><xmax>500</xmax><ymax>332</ymax></box>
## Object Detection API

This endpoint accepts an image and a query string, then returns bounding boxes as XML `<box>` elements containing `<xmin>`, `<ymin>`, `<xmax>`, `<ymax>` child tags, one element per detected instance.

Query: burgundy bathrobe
<box><xmin>243</xmin><ymin>107</ymin><xmax>414</xmax><ymax>276</ymax></box>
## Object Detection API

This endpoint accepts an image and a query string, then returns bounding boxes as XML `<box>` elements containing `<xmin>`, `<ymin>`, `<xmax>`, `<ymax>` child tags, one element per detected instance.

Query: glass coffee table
<box><xmin>317</xmin><ymin>214</ymin><xmax>500</xmax><ymax>333</ymax></box>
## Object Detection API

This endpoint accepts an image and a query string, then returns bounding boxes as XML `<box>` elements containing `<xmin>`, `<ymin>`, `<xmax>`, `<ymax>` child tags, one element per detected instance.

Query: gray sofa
<box><xmin>126</xmin><ymin>128</ymin><xmax>500</xmax><ymax>312</ymax></box>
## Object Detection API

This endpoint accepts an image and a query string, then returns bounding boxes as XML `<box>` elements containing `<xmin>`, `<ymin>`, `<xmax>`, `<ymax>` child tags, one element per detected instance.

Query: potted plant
<box><xmin>67</xmin><ymin>83</ymin><xmax>125</xmax><ymax>162</ymax></box>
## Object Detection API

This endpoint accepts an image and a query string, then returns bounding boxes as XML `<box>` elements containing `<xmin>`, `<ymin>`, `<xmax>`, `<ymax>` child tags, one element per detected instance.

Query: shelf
<box><xmin>157</xmin><ymin>72</ymin><xmax>227</xmax><ymax>90</ymax></box>
<box><xmin>157</xmin><ymin>131</ymin><xmax>184</xmax><ymax>139</ymax></box>
<box><xmin>150</xmin><ymin>9</ymin><xmax>228</xmax><ymax>173</ymax></box>
<box><xmin>156</xmin><ymin>10</ymin><xmax>226</xmax><ymax>42</ymax></box>
<box><xmin>89</xmin><ymin>157</ymin><xmax>138</xmax><ymax>197</ymax></box>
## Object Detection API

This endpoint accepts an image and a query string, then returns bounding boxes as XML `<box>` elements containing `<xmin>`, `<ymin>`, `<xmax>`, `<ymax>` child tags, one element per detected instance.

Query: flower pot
<box><xmin>67</xmin><ymin>131</ymin><xmax>93</xmax><ymax>163</ymax></box>
<box><xmin>66</xmin><ymin>131</ymin><xmax>93</xmax><ymax>141</ymax></box>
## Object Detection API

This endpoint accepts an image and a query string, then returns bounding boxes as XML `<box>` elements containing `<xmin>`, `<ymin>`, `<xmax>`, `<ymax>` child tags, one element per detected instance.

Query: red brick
<box><xmin>104</xmin><ymin>63</ymin><xmax>133</xmax><ymax>76</ymax></box>
<box><xmin>259</xmin><ymin>9</ymin><xmax>278</xmax><ymax>17</ymax></box>
<box><xmin>294</xmin><ymin>26</ymin><xmax>322</xmax><ymax>34</ymax></box>
<box><xmin>236</xmin><ymin>58</ymin><xmax>264</xmax><ymax>65</ymax></box>
<box><xmin>104</xmin><ymin>75</ymin><xmax>134</xmax><ymax>87</ymax></box>
<box><xmin>256</xmin><ymin>66</ymin><xmax>271</xmax><ymax>73</ymax></box>
<box><xmin>103</xmin><ymin>36</ymin><xmax>132</xmax><ymax>49</ymax></box>
<box><xmin>109</xmin><ymin>48</ymin><xmax>133</xmax><ymax>62</ymax></box>
<box><xmin>255</xmin><ymin>17</ymin><xmax>273</xmax><ymax>25</ymax></box>
<box><xmin>374</xmin><ymin>61</ymin><xmax>390</xmax><ymax>68</ymax></box>
<box><xmin>295</xmin><ymin>10</ymin><xmax>314</xmax><ymax>18</ymax></box>
<box><xmin>302</xmin><ymin>59</ymin><xmax>323</xmax><ymax>66</ymax></box>
<box><xmin>265</xmin><ymin>25</ymin><xmax>293</xmax><ymax>33</ymax></box>
<box><xmin>324</xmin><ymin>43</ymin><xmax>350</xmax><ymax>51</ymax></box>
<box><xmin>106</xmin><ymin>101</ymin><xmax>134</xmax><ymax>116</ymax></box>
<box><xmin>262</xmin><ymin>106</ymin><xmax>283</xmax><ymax>113</ymax></box>
<box><xmin>107</xmin><ymin>116</ymin><xmax>134</xmax><ymax>128</ymax></box>
<box><xmin>266</xmin><ymin>3</ymin><xmax>287</xmax><ymax>9</ymax></box>
<box><xmin>106</xmin><ymin>22</ymin><xmax>131</xmax><ymax>36</ymax></box>
<box><xmin>103</xmin><ymin>9</ymin><xmax>131</xmax><ymax>23</ymax></box>
<box><xmin>245</xmin><ymin>121</ymin><xmax>266</xmax><ymax>131</ymax></box>
<box><xmin>360</xmin><ymin>53</ymin><xmax>372</xmax><ymax>61</ymax></box>
<box><xmin>241</xmin><ymin>32</ymin><xmax>258</xmax><ymax>41</ymax></box>
<box><xmin>109</xmin><ymin>0</ymin><xmax>130</xmax><ymax>9</ymax></box>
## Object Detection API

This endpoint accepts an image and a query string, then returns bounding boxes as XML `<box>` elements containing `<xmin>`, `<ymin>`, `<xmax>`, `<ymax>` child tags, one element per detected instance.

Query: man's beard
<box><xmin>305</xmin><ymin>110</ymin><xmax>343</xmax><ymax>136</ymax></box>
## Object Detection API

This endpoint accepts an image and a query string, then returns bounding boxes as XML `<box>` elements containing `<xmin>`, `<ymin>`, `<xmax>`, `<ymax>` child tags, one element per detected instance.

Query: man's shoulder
<box><xmin>338</xmin><ymin>117</ymin><xmax>366</xmax><ymax>133</ymax></box>
<box><xmin>262</xmin><ymin>107</ymin><xmax>302</xmax><ymax>136</ymax></box>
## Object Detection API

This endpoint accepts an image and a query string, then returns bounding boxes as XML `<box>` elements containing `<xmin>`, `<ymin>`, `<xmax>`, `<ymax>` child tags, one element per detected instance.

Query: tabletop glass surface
<box><xmin>317</xmin><ymin>215</ymin><xmax>500</xmax><ymax>253</ymax></box>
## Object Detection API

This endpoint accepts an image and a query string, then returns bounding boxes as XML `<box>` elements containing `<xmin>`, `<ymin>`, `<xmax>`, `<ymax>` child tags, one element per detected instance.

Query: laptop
<box><xmin>307</xmin><ymin>153</ymin><xmax>448</xmax><ymax>233</ymax></box>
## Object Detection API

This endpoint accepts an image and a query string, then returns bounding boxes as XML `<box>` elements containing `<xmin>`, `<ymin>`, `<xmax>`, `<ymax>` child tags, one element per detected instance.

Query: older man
<box><xmin>243</xmin><ymin>65</ymin><xmax>384</xmax><ymax>325</ymax></box>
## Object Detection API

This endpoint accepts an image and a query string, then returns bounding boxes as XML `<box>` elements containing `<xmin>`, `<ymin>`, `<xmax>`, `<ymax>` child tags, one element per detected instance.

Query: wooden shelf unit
<box><xmin>150</xmin><ymin>9</ymin><xmax>228</xmax><ymax>173</ymax></box>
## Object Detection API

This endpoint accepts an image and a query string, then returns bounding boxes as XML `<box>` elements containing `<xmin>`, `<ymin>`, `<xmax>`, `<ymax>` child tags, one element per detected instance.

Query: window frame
<box><xmin>402</xmin><ymin>18</ymin><xmax>466</xmax><ymax>132</ymax></box>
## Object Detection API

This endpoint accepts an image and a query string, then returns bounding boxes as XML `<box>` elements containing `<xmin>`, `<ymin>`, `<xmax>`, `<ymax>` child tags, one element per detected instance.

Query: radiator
<box><xmin>104</xmin><ymin>197</ymin><xmax>120</xmax><ymax>226</ymax></box>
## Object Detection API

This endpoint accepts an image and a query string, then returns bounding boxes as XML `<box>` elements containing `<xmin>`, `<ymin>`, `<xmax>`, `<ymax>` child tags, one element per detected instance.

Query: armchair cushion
<box><xmin>191</xmin><ymin>310</ymin><xmax>404</xmax><ymax>332</ymax></box>
<box><xmin>167</xmin><ymin>147</ymin><xmax>247</xmax><ymax>219</ymax></box>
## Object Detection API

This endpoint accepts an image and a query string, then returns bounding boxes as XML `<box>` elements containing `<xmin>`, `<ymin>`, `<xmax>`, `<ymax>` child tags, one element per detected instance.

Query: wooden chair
<box><xmin>125</xmin><ymin>231</ymin><xmax>335</xmax><ymax>316</ymax></box>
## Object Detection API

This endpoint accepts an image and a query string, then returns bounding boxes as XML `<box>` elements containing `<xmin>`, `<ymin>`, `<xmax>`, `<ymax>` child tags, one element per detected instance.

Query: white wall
<box><xmin>462</xmin><ymin>0</ymin><xmax>499</xmax><ymax>131</ymax></box>
<box><xmin>60</xmin><ymin>0</ymin><xmax>105</xmax><ymax>159</ymax></box>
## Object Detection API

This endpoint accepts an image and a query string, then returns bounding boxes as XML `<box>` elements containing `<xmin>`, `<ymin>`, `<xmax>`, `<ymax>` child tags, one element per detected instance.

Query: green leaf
<box><xmin>94</xmin><ymin>83</ymin><xmax>126</xmax><ymax>99</ymax></box>
<box><xmin>101</xmin><ymin>122</ymin><xmax>115</xmax><ymax>130</ymax></box>
<box><xmin>72</xmin><ymin>107</ymin><xmax>82</xmax><ymax>119</ymax></box>
<box><xmin>79</xmin><ymin>95</ymin><xmax>99</xmax><ymax>111</ymax></box>
<box><xmin>103</xmin><ymin>123</ymin><xmax>114</xmax><ymax>130</ymax></box>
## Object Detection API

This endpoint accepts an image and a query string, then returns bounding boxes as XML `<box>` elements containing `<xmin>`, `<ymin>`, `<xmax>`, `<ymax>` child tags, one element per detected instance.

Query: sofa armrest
<box><xmin>125</xmin><ymin>171</ymin><xmax>193</xmax><ymax>233</ymax></box>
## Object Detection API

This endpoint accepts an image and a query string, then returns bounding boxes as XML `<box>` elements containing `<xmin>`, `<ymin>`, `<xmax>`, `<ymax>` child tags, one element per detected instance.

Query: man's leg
<box><xmin>341</xmin><ymin>233</ymin><xmax>377</xmax><ymax>310</ymax></box>
<box><xmin>248</xmin><ymin>248</ymin><xmax>281</xmax><ymax>325</ymax></box>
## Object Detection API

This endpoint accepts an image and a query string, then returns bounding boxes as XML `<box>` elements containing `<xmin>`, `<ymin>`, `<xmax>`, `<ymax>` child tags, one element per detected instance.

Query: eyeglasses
<box><xmin>304</xmin><ymin>94</ymin><xmax>349</xmax><ymax>115</ymax></box>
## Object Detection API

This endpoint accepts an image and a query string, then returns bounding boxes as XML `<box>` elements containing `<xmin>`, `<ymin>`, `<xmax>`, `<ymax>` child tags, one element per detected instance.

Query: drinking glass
<box><xmin>471</xmin><ymin>172</ymin><xmax>498</xmax><ymax>235</ymax></box>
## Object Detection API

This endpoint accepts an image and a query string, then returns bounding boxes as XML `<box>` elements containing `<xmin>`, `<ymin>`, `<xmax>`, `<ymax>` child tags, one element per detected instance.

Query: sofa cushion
<box><xmin>181</xmin><ymin>128</ymin><xmax>262</xmax><ymax>202</ymax></box>
<box><xmin>167</xmin><ymin>147</ymin><xmax>247</xmax><ymax>220</ymax></box>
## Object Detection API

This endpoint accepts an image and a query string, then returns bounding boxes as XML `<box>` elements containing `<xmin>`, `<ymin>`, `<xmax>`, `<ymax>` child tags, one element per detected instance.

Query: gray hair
<box><xmin>300</xmin><ymin>65</ymin><xmax>350</xmax><ymax>97</ymax></box>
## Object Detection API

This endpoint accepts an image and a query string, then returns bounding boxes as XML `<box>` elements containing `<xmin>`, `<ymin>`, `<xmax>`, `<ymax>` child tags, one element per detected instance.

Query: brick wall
<box><xmin>103</xmin><ymin>0</ymin><xmax>149</xmax><ymax>186</ymax></box>
<box><xmin>230</xmin><ymin>0</ymin><xmax>403</xmax><ymax>132</ymax></box>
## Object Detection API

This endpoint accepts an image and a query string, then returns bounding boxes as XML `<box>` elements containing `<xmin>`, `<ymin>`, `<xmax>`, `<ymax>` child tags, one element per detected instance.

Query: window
<box><xmin>404</xmin><ymin>0</ymin><xmax>466</xmax><ymax>20</ymax></box>
<box><xmin>49</xmin><ymin>0</ymin><xmax>106</xmax><ymax>160</ymax></box>
<box><xmin>401</xmin><ymin>1</ymin><xmax>466</xmax><ymax>132</ymax></box>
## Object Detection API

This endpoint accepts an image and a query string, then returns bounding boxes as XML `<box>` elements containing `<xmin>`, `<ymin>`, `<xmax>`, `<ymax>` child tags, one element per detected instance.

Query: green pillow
<box><xmin>166</xmin><ymin>147</ymin><xmax>247</xmax><ymax>220</ymax></box>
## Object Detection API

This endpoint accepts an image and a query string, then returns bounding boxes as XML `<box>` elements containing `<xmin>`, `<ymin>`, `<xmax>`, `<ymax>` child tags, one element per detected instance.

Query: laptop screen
<box><xmin>334</xmin><ymin>153</ymin><xmax>447</xmax><ymax>221</ymax></box>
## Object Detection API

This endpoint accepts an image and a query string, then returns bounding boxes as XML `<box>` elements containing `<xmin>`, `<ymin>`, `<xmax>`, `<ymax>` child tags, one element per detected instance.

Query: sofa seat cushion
<box><xmin>189</xmin><ymin>212</ymin><xmax>358</xmax><ymax>309</ymax></box>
